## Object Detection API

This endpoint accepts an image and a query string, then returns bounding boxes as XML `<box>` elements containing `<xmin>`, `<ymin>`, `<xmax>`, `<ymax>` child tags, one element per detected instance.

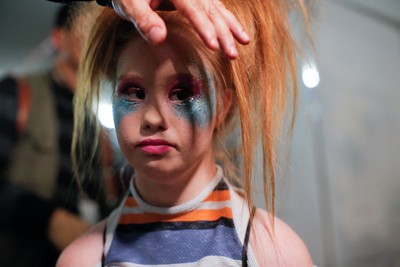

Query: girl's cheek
<box><xmin>112</xmin><ymin>97</ymin><xmax>140</xmax><ymax>129</ymax></box>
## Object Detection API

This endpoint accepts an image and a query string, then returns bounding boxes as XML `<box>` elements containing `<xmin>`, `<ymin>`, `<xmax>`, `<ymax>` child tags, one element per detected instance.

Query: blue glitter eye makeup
<box><xmin>170</xmin><ymin>73</ymin><xmax>215</xmax><ymax>128</ymax></box>
<box><xmin>168</xmin><ymin>74</ymin><xmax>202</xmax><ymax>102</ymax></box>
<box><xmin>112</xmin><ymin>80</ymin><xmax>143</xmax><ymax>129</ymax></box>
<box><xmin>169</xmin><ymin>87</ymin><xmax>195</xmax><ymax>101</ymax></box>
<box><xmin>117</xmin><ymin>78</ymin><xmax>146</xmax><ymax>102</ymax></box>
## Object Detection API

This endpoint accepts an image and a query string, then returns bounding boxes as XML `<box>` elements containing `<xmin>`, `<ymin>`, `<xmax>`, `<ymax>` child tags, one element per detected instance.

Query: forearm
<box><xmin>48</xmin><ymin>208</ymin><xmax>90</xmax><ymax>251</ymax></box>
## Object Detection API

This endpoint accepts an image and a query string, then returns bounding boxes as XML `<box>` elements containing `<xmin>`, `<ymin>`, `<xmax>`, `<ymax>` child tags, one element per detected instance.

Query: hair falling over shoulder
<box><xmin>73</xmin><ymin>0</ymin><xmax>309</xmax><ymax>220</ymax></box>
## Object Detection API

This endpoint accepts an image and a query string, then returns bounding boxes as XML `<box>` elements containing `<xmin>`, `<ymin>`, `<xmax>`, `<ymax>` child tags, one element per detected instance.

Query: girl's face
<box><xmin>113</xmin><ymin>37</ymin><xmax>218</xmax><ymax>184</ymax></box>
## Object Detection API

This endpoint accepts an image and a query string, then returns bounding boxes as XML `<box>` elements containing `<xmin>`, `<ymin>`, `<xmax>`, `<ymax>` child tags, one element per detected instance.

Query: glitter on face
<box><xmin>112</xmin><ymin>93</ymin><xmax>140</xmax><ymax>129</ymax></box>
<box><xmin>171</xmin><ymin>72</ymin><xmax>216</xmax><ymax>128</ymax></box>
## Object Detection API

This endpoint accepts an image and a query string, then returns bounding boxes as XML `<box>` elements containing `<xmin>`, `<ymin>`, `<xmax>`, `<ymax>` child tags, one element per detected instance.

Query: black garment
<box><xmin>47</xmin><ymin>0</ymin><xmax>112</xmax><ymax>7</ymax></box>
<box><xmin>46</xmin><ymin>0</ymin><xmax>175</xmax><ymax>10</ymax></box>
<box><xmin>0</xmin><ymin>73</ymin><xmax>111</xmax><ymax>267</ymax></box>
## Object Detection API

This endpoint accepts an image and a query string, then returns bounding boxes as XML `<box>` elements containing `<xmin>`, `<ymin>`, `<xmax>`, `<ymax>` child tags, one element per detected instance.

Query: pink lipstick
<box><xmin>137</xmin><ymin>139</ymin><xmax>173</xmax><ymax>154</ymax></box>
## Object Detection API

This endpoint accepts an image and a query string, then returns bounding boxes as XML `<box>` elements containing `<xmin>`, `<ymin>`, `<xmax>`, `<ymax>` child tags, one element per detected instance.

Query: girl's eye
<box><xmin>169</xmin><ymin>87</ymin><xmax>195</xmax><ymax>101</ymax></box>
<box><xmin>129</xmin><ymin>88</ymin><xmax>145</xmax><ymax>100</ymax></box>
<box><xmin>122</xmin><ymin>87</ymin><xmax>145</xmax><ymax>101</ymax></box>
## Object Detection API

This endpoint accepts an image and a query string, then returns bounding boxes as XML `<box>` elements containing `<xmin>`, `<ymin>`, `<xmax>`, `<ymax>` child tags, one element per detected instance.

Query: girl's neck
<box><xmin>134</xmin><ymin>155</ymin><xmax>217</xmax><ymax>207</ymax></box>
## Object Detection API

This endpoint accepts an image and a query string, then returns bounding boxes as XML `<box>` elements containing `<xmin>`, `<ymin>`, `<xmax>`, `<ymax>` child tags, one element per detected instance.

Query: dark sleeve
<box><xmin>46</xmin><ymin>0</ymin><xmax>112</xmax><ymax>7</ymax></box>
<box><xmin>0</xmin><ymin>76</ymin><xmax>56</xmax><ymax>237</ymax></box>
<box><xmin>0</xmin><ymin>76</ymin><xmax>18</xmax><ymax>172</ymax></box>
<box><xmin>0</xmin><ymin>184</ymin><xmax>57</xmax><ymax>236</ymax></box>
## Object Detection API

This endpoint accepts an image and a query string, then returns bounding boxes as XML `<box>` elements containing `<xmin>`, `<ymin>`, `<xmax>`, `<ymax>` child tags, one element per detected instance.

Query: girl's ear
<box><xmin>214</xmin><ymin>89</ymin><xmax>233</xmax><ymax>128</ymax></box>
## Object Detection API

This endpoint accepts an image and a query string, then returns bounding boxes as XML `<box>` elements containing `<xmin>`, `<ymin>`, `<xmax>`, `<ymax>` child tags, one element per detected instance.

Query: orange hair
<box><xmin>73</xmin><ymin>0</ymin><xmax>308</xmax><ymax>219</ymax></box>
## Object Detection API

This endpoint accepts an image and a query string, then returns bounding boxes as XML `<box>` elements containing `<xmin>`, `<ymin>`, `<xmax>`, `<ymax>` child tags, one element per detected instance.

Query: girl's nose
<box><xmin>140</xmin><ymin>100</ymin><xmax>168</xmax><ymax>131</ymax></box>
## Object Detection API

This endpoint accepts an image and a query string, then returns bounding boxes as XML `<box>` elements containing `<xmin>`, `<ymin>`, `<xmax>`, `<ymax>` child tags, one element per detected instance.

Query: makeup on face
<box><xmin>112</xmin><ymin>71</ymin><xmax>216</xmax><ymax>129</ymax></box>
<box><xmin>112</xmin><ymin>75</ymin><xmax>143</xmax><ymax>129</ymax></box>
<box><xmin>169</xmin><ymin>73</ymin><xmax>215</xmax><ymax>128</ymax></box>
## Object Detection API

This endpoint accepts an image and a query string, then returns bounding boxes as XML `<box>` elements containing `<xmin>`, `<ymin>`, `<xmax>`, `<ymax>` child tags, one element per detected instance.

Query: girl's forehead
<box><xmin>116</xmin><ymin>37</ymin><xmax>211</xmax><ymax>80</ymax></box>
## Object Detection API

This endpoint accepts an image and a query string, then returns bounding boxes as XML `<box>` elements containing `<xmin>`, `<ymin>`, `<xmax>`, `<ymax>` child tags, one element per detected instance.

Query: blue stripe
<box><xmin>106</xmin><ymin>224</ymin><xmax>242</xmax><ymax>265</ymax></box>
<box><xmin>214</xmin><ymin>179</ymin><xmax>229</xmax><ymax>191</ymax></box>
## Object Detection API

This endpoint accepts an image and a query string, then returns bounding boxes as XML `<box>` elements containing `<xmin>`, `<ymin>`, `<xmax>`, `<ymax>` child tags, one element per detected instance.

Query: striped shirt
<box><xmin>103</xmin><ymin>166</ymin><xmax>258</xmax><ymax>266</ymax></box>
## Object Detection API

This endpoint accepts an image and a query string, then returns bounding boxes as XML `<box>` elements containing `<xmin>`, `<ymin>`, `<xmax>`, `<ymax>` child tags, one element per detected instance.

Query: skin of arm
<box><xmin>250</xmin><ymin>208</ymin><xmax>315</xmax><ymax>266</ymax></box>
<box><xmin>56</xmin><ymin>220</ymin><xmax>106</xmax><ymax>267</ymax></box>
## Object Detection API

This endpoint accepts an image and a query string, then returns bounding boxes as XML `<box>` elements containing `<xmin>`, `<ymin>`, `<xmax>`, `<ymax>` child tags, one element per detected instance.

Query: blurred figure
<box><xmin>0</xmin><ymin>4</ymin><xmax>113</xmax><ymax>267</ymax></box>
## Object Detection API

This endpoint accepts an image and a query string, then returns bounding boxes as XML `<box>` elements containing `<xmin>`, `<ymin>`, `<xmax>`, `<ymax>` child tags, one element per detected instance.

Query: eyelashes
<box><xmin>116</xmin><ymin>82</ymin><xmax>145</xmax><ymax>103</ymax></box>
<box><xmin>168</xmin><ymin>77</ymin><xmax>203</xmax><ymax>102</ymax></box>
<box><xmin>116</xmin><ymin>78</ymin><xmax>203</xmax><ymax>103</ymax></box>
<box><xmin>169</xmin><ymin>86</ymin><xmax>197</xmax><ymax>101</ymax></box>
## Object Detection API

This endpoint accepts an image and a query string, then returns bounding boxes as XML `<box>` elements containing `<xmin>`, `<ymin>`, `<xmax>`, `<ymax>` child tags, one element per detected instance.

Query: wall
<box><xmin>0</xmin><ymin>0</ymin><xmax>58</xmax><ymax>75</ymax></box>
<box><xmin>278</xmin><ymin>1</ymin><xmax>400</xmax><ymax>266</ymax></box>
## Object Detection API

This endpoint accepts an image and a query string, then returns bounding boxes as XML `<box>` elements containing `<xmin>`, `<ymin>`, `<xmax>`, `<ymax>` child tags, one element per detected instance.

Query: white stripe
<box><xmin>121</xmin><ymin>200</ymin><xmax>231</xmax><ymax>215</ymax></box>
<box><xmin>105</xmin><ymin>255</ymin><xmax>241</xmax><ymax>267</ymax></box>
<box><xmin>104</xmin><ymin>192</ymin><xmax>131</xmax><ymax>255</ymax></box>
<box><xmin>128</xmin><ymin>166</ymin><xmax>224</xmax><ymax>215</ymax></box>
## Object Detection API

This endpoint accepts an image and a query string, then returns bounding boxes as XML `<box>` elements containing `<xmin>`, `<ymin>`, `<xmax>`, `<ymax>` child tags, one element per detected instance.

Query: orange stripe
<box><xmin>202</xmin><ymin>190</ymin><xmax>230</xmax><ymax>203</ymax></box>
<box><xmin>17</xmin><ymin>78</ymin><xmax>31</xmax><ymax>134</ymax></box>
<box><xmin>124</xmin><ymin>197</ymin><xmax>139</xmax><ymax>207</ymax></box>
<box><xmin>119</xmin><ymin>207</ymin><xmax>233</xmax><ymax>225</ymax></box>
<box><xmin>124</xmin><ymin>190</ymin><xmax>230</xmax><ymax>208</ymax></box>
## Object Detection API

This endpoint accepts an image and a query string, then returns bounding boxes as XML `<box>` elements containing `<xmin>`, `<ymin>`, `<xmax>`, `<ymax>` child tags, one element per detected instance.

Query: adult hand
<box><xmin>111</xmin><ymin>0</ymin><xmax>250</xmax><ymax>59</ymax></box>
<box><xmin>48</xmin><ymin>208</ymin><xmax>91</xmax><ymax>251</ymax></box>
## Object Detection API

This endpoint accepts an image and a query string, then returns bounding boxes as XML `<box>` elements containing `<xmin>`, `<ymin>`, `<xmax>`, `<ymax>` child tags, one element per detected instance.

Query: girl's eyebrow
<box><xmin>116</xmin><ymin>73</ymin><xmax>143</xmax><ymax>84</ymax></box>
<box><xmin>116</xmin><ymin>72</ymin><xmax>203</xmax><ymax>88</ymax></box>
<box><xmin>165</xmin><ymin>73</ymin><xmax>202</xmax><ymax>84</ymax></box>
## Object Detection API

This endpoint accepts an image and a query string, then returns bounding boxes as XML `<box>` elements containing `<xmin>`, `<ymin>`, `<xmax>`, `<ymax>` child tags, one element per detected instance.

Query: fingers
<box><xmin>175</xmin><ymin>2</ymin><xmax>220</xmax><ymax>50</ymax></box>
<box><xmin>111</xmin><ymin>0</ymin><xmax>250</xmax><ymax>58</ymax></box>
<box><xmin>112</xmin><ymin>0</ymin><xmax>167</xmax><ymax>44</ymax></box>
<box><xmin>216</xmin><ymin>1</ymin><xmax>250</xmax><ymax>45</ymax></box>
<box><xmin>173</xmin><ymin>0</ymin><xmax>250</xmax><ymax>59</ymax></box>
<box><xmin>207</xmin><ymin>0</ymin><xmax>238</xmax><ymax>58</ymax></box>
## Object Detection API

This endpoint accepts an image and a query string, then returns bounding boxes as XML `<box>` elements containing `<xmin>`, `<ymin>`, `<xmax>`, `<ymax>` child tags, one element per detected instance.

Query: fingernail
<box><xmin>210</xmin><ymin>38</ymin><xmax>219</xmax><ymax>50</ymax></box>
<box><xmin>229</xmin><ymin>44</ymin><xmax>238</xmax><ymax>58</ymax></box>
<box><xmin>147</xmin><ymin>27</ymin><xmax>164</xmax><ymax>43</ymax></box>
<box><xmin>242</xmin><ymin>30</ymin><xmax>250</xmax><ymax>42</ymax></box>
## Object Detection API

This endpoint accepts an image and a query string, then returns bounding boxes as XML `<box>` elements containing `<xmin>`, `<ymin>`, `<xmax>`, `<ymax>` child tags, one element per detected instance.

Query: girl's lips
<box><xmin>137</xmin><ymin>139</ymin><xmax>173</xmax><ymax>154</ymax></box>
<box><xmin>140</xmin><ymin>145</ymin><xmax>171</xmax><ymax>154</ymax></box>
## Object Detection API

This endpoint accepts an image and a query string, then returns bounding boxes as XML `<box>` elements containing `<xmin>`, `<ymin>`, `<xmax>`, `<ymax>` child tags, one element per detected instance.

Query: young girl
<box><xmin>58</xmin><ymin>0</ymin><xmax>314</xmax><ymax>266</ymax></box>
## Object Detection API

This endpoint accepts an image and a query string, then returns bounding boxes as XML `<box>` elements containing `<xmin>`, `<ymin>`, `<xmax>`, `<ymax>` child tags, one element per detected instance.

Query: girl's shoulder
<box><xmin>56</xmin><ymin>220</ymin><xmax>106</xmax><ymax>267</ymax></box>
<box><xmin>250</xmin><ymin>208</ymin><xmax>314</xmax><ymax>266</ymax></box>
<box><xmin>228</xmin><ymin>187</ymin><xmax>313</xmax><ymax>266</ymax></box>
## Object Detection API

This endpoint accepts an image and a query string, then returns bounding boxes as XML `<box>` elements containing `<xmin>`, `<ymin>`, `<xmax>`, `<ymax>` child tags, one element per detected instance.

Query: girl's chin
<box><xmin>133</xmin><ymin>161</ymin><xmax>186</xmax><ymax>179</ymax></box>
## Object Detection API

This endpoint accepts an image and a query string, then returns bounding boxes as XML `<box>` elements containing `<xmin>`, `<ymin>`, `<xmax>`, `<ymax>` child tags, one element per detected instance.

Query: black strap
<box><xmin>242</xmin><ymin>207</ymin><xmax>256</xmax><ymax>267</ymax></box>
<box><xmin>101</xmin><ymin>223</ymin><xmax>107</xmax><ymax>267</ymax></box>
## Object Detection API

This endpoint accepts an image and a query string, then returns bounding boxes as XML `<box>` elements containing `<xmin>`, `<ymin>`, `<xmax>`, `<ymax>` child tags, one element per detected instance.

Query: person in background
<box><xmin>0</xmin><ymin>4</ymin><xmax>114</xmax><ymax>267</ymax></box>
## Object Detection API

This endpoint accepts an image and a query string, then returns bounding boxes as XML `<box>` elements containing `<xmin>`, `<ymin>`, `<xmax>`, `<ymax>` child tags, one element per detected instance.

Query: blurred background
<box><xmin>1</xmin><ymin>0</ymin><xmax>399</xmax><ymax>266</ymax></box>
